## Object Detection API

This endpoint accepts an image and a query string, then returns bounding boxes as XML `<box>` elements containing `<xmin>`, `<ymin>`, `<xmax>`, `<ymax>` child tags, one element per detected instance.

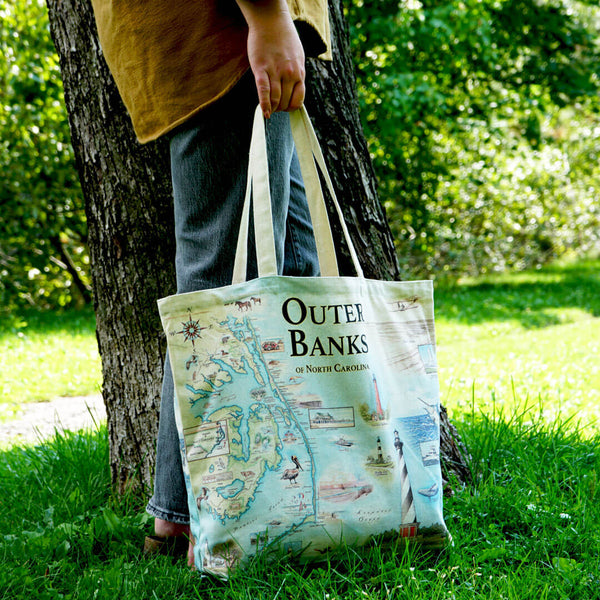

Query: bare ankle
<box><xmin>154</xmin><ymin>517</ymin><xmax>190</xmax><ymax>538</ymax></box>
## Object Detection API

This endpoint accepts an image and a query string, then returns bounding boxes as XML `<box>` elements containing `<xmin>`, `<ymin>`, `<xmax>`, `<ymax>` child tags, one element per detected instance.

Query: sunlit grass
<box><xmin>1</xmin><ymin>259</ymin><xmax>599</xmax><ymax>598</ymax></box>
<box><xmin>435</xmin><ymin>258</ymin><xmax>600</xmax><ymax>431</ymax></box>
<box><xmin>0</xmin><ymin>309</ymin><xmax>101</xmax><ymax>420</ymax></box>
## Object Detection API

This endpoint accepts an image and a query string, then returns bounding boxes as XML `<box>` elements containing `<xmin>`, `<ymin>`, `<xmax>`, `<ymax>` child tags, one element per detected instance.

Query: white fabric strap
<box><xmin>250</xmin><ymin>107</ymin><xmax>277</xmax><ymax>278</ymax></box>
<box><xmin>233</xmin><ymin>105</ymin><xmax>363</xmax><ymax>283</ymax></box>
<box><xmin>290</xmin><ymin>107</ymin><xmax>363</xmax><ymax>278</ymax></box>
<box><xmin>289</xmin><ymin>111</ymin><xmax>339</xmax><ymax>277</ymax></box>
<box><xmin>232</xmin><ymin>108</ymin><xmax>277</xmax><ymax>284</ymax></box>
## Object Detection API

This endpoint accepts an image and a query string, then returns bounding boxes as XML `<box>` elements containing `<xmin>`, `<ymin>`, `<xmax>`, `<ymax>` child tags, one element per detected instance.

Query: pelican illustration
<box><xmin>281</xmin><ymin>469</ymin><xmax>299</xmax><ymax>484</ymax></box>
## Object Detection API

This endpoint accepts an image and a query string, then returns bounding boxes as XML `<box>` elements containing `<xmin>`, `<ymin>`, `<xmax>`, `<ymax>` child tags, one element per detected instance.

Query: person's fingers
<box><xmin>287</xmin><ymin>80</ymin><xmax>305</xmax><ymax>112</ymax></box>
<box><xmin>255</xmin><ymin>71</ymin><xmax>305</xmax><ymax>117</ymax></box>
<box><xmin>277</xmin><ymin>83</ymin><xmax>293</xmax><ymax>113</ymax></box>
<box><xmin>276</xmin><ymin>67</ymin><xmax>296</xmax><ymax>112</ymax></box>
<box><xmin>268</xmin><ymin>76</ymin><xmax>282</xmax><ymax>117</ymax></box>
<box><xmin>254</xmin><ymin>69</ymin><xmax>272</xmax><ymax>119</ymax></box>
<box><xmin>277</xmin><ymin>61</ymin><xmax>305</xmax><ymax>112</ymax></box>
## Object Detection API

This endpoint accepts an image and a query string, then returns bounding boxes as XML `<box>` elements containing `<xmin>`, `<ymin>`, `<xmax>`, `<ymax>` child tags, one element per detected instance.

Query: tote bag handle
<box><xmin>232</xmin><ymin>106</ymin><xmax>364</xmax><ymax>284</ymax></box>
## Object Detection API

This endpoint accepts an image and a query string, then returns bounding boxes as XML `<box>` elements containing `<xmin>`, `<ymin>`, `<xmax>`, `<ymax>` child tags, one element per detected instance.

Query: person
<box><xmin>90</xmin><ymin>0</ymin><xmax>331</xmax><ymax>565</ymax></box>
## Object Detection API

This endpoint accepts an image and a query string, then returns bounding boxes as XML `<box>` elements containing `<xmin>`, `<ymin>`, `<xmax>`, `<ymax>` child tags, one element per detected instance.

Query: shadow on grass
<box><xmin>434</xmin><ymin>259</ymin><xmax>600</xmax><ymax>328</ymax></box>
<box><xmin>0</xmin><ymin>306</ymin><xmax>96</xmax><ymax>336</ymax></box>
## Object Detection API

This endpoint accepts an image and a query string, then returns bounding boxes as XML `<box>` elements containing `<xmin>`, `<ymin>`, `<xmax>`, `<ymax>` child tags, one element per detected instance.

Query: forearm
<box><xmin>234</xmin><ymin>0</ymin><xmax>305</xmax><ymax>117</ymax></box>
<box><xmin>234</xmin><ymin>0</ymin><xmax>291</xmax><ymax>28</ymax></box>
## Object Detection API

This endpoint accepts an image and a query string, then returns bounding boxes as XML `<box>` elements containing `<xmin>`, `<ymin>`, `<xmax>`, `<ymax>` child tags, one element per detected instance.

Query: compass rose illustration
<box><xmin>176</xmin><ymin>310</ymin><xmax>207</xmax><ymax>348</ymax></box>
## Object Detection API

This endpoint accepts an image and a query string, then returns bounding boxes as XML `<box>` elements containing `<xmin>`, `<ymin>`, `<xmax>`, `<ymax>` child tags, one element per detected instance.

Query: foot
<box><xmin>154</xmin><ymin>517</ymin><xmax>189</xmax><ymax>538</ymax></box>
<box><xmin>154</xmin><ymin>518</ymin><xmax>195</xmax><ymax>567</ymax></box>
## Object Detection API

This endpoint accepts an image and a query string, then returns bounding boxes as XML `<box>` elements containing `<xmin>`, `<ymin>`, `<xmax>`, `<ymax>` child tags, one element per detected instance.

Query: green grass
<box><xmin>1</xmin><ymin>258</ymin><xmax>599</xmax><ymax>598</ymax></box>
<box><xmin>1</xmin><ymin>408</ymin><xmax>598</xmax><ymax>599</ymax></box>
<box><xmin>435</xmin><ymin>259</ymin><xmax>600</xmax><ymax>430</ymax></box>
<box><xmin>1</xmin><ymin>258</ymin><xmax>598</xmax><ymax>429</ymax></box>
<box><xmin>0</xmin><ymin>308</ymin><xmax>101</xmax><ymax>420</ymax></box>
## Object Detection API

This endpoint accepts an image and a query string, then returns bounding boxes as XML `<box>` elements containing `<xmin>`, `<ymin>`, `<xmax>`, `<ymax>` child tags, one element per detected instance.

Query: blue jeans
<box><xmin>146</xmin><ymin>74</ymin><xmax>319</xmax><ymax>524</ymax></box>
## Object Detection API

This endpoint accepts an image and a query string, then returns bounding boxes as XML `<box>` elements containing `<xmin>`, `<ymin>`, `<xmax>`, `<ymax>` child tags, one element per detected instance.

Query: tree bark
<box><xmin>46</xmin><ymin>0</ymin><xmax>175</xmax><ymax>495</ymax></box>
<box><xmin>305</xmin><ymin>1</ymin><xmax>400</xmax><ymax>281</ymax></box>
<box><xmin>47</xmin><ymin>0</ymin><xmax>471</xmax><ymax>496</ymax></box>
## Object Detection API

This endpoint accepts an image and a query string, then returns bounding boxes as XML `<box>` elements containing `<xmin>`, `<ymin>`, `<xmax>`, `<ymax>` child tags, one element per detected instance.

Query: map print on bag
<box><xmin>160</xmin><ymin>277</ymin><xmax>450</xmax><ymax>577</ymax></box>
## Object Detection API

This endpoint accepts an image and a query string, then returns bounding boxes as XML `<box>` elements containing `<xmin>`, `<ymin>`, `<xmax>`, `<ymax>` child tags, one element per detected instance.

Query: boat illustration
<box><xmin>420</xmin><ymin>444</ymin><xmax>439</xmax><ymax>466</ymax></box>
<box><xmin>335</xmin><ymin>436</ymin><xmax>353</xmax><ymax>447</ymax></box>
<box><xmin>283</xmin><ymin>431</ymin><xmax>297</xmax><ymax>443</ymax></box>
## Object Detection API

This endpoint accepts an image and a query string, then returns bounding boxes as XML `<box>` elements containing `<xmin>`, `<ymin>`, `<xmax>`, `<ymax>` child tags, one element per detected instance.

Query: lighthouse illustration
<box><xmin>394</xmin><ymin>429</ymin><xmax>419</xmax><ymax>537</ymax></box>
<box><xmin>372</xmin><ymin>374</ymin><xmax>385</xmax><ymax>420</ymax></box>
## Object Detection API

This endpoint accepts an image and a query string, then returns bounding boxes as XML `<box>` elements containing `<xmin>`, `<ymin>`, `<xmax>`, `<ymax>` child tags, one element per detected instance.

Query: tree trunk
<box><xmin>305</xmin><ymin>2</ymin><xmax>399</xmax><ymax>281</ymax></box>
<box><xmin>46</xmin><ymin>0</ymin><xmax>175</xmax><ymax>495</ymax></box>
<box><xmin>47</xmin><ymin>0</ymin><xmax>471</xmax><ymax>496</ymax></box>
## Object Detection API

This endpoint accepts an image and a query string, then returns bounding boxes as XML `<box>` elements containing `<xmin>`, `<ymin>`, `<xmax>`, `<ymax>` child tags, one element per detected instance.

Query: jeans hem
<box><xmin>146</xmin><ymin>499</ymin><xmax>190</xmax><ymax>525</ymax></box>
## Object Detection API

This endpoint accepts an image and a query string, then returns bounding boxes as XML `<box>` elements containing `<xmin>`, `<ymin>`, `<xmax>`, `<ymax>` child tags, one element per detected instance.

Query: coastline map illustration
<box><xmin>159</xmin><ymin>279</ymin><xmax>449</xmax><ymax>575</ymax></box>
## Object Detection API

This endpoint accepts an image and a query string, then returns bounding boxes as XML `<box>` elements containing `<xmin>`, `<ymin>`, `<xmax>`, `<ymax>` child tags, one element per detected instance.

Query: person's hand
<box><xmin>235</xmin><ymin>0</ymin><xmax>305</xmax><ymax>118</ymax></box>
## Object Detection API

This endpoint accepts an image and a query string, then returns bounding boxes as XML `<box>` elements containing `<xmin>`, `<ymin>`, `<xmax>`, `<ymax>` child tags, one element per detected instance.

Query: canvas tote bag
<box><xmin>158</xmin><ymin>107</ymin><xmax>450</xmax><ymax>577</ymax></box>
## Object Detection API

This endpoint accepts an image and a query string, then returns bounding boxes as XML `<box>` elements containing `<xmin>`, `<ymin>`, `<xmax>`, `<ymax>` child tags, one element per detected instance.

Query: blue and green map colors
<box><xmin>159</xmin><ymin>276</ymin><xmax>449</xmax><ymax>577</ymax></box>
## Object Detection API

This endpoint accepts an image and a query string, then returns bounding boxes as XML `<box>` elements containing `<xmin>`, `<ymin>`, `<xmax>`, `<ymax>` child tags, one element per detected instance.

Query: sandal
<box><xmin>143</xmin><ymin>534</ymin><xmax>190</xmax><ymax>558</ymax></box>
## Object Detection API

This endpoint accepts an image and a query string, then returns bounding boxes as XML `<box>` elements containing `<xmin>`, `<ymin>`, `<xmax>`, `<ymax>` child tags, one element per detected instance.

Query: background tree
<box><xmin>0</xmin><ymin>0</ymin><xmax>90</xmax><ymax>312</ymax></box>
<box><xmin>46</xmin><ymin>0</ymin><xmax>471</xmax><ymax>494</ymax></box>
<box><xmin>5</xmin><ymin>0</ymin><xmax>600</xmax><ymax>319</ymax></box>
<box><xmin>348</xmin><ymin>0</ymin><xmax>600</xmax><ymax>277</ymax></box>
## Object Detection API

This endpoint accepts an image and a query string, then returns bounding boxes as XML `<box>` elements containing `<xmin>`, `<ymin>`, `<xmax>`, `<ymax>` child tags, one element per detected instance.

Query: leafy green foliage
<box><xmin>0</xmin><ymin>0</ymin><xmax>89</xmax><ymax>312</ymax></box>
<box><xmin>348</xmin><ymin>0</ymin><xmax>600</xmax><ymax>277</ymax></box>
<box><xmin>2</xmin><ymin>0</ymin><xmax>600</xmax><ymax>315</ymax></box>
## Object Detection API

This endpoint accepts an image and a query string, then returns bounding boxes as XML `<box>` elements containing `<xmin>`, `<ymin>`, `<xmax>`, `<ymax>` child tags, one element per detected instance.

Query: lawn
<box><xmin>0</xmin><ymin>309</ymin><xmax>100</xmax><ymax>420</ymax></box>
<box><xmin>435</xmin><ymin>259</ymin><xmax>600</xmax><ymax>431</ymax></box>
<box><xmin>1</xmin><ymin>407</ymin><xmax>597</xmax><ymax>598</ymax></box>
<box><xmin>1</xmin><ymin>259</ymin><xmax>598</xmax><ymax>598</ymax></box>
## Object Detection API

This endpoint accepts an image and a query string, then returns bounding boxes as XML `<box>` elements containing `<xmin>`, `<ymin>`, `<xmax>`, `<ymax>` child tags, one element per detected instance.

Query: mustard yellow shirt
<box><xmin>91</xmin><ymin>0</ymin><xmax>330</xmax><ymax>143</ymax></box>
